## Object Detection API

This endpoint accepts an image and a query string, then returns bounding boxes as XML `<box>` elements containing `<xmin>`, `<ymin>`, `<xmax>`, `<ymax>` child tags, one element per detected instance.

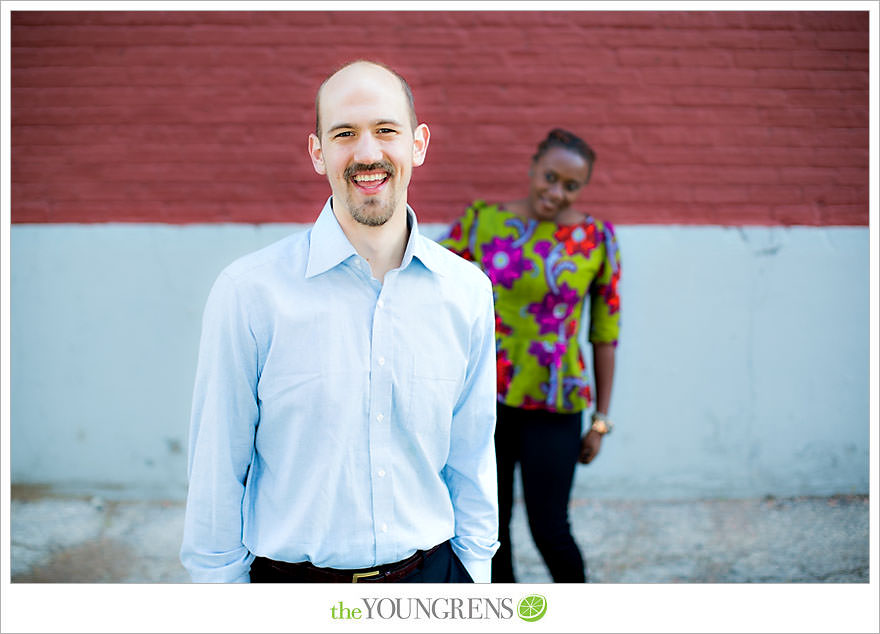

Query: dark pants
<box><xmin>250</xmin><ymin>540</ymin><xmax>473</xmax><ymax>583</ymax></box>
<box><xmin>493</xmin><ymin>402</ymin><xmax>586</xmax><ymax>583</ymax></box>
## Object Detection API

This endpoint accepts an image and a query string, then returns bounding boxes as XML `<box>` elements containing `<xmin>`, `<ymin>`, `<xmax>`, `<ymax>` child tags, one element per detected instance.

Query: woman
<box><xmin>440</xmin><ymin>129</ymin><xmax>621</xmax><ymax>583</ymax></box>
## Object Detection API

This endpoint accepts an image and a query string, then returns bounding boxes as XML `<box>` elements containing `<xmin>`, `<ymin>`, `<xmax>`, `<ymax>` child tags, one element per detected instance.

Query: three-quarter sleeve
<box><xmin>588</xmin><ymin>221</ymin><xmax>622</xmax><ymax>346</ymax></box>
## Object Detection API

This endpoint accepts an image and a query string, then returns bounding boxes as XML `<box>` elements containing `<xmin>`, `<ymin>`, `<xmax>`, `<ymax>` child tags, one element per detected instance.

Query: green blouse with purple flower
<box><xmin>440</xmin><ymin>199</ymin><xmax>621</xmax><ymax>414</ymax></box>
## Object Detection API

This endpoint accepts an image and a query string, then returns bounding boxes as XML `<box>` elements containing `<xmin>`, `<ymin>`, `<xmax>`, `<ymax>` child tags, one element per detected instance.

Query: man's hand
<box><xmin>578</xmin><ymin>429</ymin><xmax>603</xmax><ymax>464</ymax></box>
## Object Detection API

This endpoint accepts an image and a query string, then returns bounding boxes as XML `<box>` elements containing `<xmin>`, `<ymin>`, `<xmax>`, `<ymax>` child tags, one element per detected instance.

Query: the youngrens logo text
<box><xmin>330</xmin><ymin>598</ymin><xmax>513</xmax><ymax>621</ymax></box>
<box><xmin>330</xmin><ymin>595</ymin><xmax>547</xmax><ymax>622</ymax></box>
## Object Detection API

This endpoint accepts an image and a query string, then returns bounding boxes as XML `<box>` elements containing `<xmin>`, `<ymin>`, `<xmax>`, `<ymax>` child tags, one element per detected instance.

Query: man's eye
<box><xmin>565</xmin><ymin>182</ymin><xmax>581</xmax><ymax>192</ymax></box>
<box><xmin>545</xmin><ymin>172</ymin><xmax>557</xmax><ymax>183</ymax></box>
<box><xmin>377</xmin><ymin>128</ymin><xmax>397</xmax><ymax>134</ymax></box>
<box><xmin>334</xmin><ymin>131</ymin><xmax>354</xmax><ymax>138</ymax></box>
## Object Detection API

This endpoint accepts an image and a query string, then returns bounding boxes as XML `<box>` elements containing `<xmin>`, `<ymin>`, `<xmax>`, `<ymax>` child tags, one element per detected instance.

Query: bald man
<box><xmin>180</xmin><ymin>61</ymin><xmax>499</xmax><ymax>583</ymax></box>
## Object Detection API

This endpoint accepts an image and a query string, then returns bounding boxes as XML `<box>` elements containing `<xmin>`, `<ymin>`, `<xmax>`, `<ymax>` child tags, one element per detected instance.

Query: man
<box><xmin>180</xmin><ymin>60</ymin><xmax>499</xmax><ymax>583</ymax></box>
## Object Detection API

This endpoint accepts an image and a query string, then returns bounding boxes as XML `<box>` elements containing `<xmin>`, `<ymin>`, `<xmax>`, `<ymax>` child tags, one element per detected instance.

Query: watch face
<box><xmin>593</xmin><ymin>421</ymin><xmax>608</xmax><ymax>434</ymax></box>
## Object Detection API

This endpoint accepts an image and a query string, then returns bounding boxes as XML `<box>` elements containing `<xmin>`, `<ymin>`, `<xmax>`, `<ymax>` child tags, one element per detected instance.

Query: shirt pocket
<box><xmin>407</xmin><ymin>354</ymin><xmax>466</xmax><ymax>438</ymax></box>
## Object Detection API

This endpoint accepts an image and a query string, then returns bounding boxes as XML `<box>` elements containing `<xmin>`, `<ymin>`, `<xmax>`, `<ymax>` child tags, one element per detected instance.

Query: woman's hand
<box><xmin>578</xmin><ymin>429</ymin><xmax>603</xmax><ymax>464</ymax></box>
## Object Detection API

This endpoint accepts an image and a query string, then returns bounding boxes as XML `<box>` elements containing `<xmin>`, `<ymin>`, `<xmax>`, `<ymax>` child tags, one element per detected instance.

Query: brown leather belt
<box><xmin>255</xmin><ymin>543</ymin><xmax>443</xmax><ymax>583</ymax></box>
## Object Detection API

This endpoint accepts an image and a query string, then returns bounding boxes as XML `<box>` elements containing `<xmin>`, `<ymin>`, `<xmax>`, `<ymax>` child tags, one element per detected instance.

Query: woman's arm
<box><xmin>578</xmin><ymin>342</ymin><xmax>615</xmax><ymax>464</ymax></box>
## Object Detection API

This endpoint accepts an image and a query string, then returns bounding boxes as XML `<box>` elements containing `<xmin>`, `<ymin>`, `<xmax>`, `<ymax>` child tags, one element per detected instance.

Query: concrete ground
<box><xmin>9</xmin><ymin>485</ymin><xmax>869</xmax><ymax>584</ymax></box>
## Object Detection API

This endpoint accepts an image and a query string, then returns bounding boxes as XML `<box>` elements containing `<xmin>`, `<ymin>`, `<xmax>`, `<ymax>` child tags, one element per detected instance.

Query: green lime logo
<box><xmin>517</xmin><ymin>594</ymin><xmax>547</xmax><ymax>622</ymax></box>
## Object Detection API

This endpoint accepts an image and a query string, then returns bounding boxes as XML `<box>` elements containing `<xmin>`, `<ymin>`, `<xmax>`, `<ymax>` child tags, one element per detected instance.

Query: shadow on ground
<box><xmin>10</xmin><ymin>485</ymin><xmax>869</xmax><ymax>584</ymax></box>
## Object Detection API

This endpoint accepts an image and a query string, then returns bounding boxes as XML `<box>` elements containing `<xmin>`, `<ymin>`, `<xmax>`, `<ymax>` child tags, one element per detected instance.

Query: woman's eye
<box><xmin>545</xmin><ymin>172</ymin><xmax>557</xmax><ymax>183</ymax></box>
<box><xmin>565</xmin><ymin>182</ymin><xmax>581</xmax><ymax>192</ymax></box>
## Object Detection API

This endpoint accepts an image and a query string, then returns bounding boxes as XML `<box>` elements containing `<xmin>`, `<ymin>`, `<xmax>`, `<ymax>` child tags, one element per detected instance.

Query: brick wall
<box><xmin>11</xmin><ymin>10</ymin><xmax>869</xmax><ymax>225</ymax></box>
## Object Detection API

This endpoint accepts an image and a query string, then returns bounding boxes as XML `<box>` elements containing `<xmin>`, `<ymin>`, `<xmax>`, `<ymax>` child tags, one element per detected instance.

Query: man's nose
<box><xmin>353</xmin><ymin>133</ymin><xmax>383</xmax><ymax>164</ymax></box>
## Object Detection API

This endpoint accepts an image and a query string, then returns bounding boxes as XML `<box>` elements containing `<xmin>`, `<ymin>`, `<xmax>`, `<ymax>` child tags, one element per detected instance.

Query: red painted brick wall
<box><xmin>11</xmin><ymin>10</ymin><xmax>869</xmax><ymax>225</ymax></box>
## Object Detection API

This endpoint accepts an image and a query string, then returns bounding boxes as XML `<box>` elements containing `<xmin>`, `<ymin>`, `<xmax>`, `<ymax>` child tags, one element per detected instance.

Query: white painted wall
<box><xmin>9</xmin><ymin>224</ymin><xmax>870</xmax><ymax>500</ymax></box>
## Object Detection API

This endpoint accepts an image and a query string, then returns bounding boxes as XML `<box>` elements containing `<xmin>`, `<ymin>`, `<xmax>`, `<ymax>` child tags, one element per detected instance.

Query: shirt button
<box><xmin>377</xmin><ymin>299</ymin><xmax>385</xmax><ymax>309</ymax></box>
<box><xmin>381</xmin><ymin>523</ymin><xmax>388</xmax><ymax>533</ymax></box>
<box><xmin>378</xmin><ymin>469</ymin><xmax>386</xmax><ymax>478</ymax></box>
<box><xmin>376</xmin><ymin>413</ymin><xmax>384</xmax><ymax>422</ymax></box>
<box><xmin>378</xmin><ymin>357</ymin><xmax>385</xmax><ymax>366</ymax></box>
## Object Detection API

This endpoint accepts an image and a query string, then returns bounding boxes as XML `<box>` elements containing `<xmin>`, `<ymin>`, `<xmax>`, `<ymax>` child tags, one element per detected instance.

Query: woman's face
<box><xmin>527</xmin><ymin>146</ymin><xmax>591</xmax><ymax>222</ymax></box>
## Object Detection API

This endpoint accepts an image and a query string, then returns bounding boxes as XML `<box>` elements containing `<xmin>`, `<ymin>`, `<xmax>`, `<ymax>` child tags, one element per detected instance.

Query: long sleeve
<box><xmin>442</xmin><ymin>277</ymin><xmax>500</xmax><ymax>583</ymax></box>
<box><xmin>180</xmin><ymin>271</ymin><xmax>260</xmax><ymax>583</ymax></box>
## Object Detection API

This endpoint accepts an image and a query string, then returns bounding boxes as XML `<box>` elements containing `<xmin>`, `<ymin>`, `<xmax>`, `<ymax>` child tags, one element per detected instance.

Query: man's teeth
<box><xmin>353</xmin><ymin>173</ymin><xmax>387</xmax><ymax>183</ymax></box>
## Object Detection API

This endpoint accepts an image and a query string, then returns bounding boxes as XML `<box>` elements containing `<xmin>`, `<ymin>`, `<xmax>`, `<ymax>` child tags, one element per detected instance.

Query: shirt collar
<box><xmin>305</xmin><ymin>197</ymin><xmax>357</xmax><ymax>278</ymax></box>
<box><xmin>402</xmin><ymin>204</ymin><xmax>444</xmax><ymax>275</ymax></box>
<box><xmin>305</xmin><ymin>197</ymin><xmax>443</xmax><ymax>278</ymax></box>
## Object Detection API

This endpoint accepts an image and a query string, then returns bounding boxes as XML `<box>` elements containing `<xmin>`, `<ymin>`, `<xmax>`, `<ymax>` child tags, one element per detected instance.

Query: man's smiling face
<box><xmin>309</xmin><ymin>62</ymin><xmax>428</xmax><ymax>227</ymax></box>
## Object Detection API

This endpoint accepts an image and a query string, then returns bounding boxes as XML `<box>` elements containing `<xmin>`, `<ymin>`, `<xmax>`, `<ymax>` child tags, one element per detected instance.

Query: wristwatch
<box><xmin>590</xmin><ymin>411</ymin><xmax>614</xmax><ymax>435</ymax></box>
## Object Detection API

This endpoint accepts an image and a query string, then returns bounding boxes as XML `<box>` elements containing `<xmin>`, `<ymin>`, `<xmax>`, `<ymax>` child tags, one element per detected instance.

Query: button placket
<box><xmin>368</xmin><ymin>288</ymin><xmax>394</xmax><ymax>562</ymax></box>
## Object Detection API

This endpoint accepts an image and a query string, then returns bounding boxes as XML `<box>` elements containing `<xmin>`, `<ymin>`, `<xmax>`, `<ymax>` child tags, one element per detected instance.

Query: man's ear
<box><xmin>308</xmin><ymin>133</ymin><xmax>326</xmax><ymax>175</ymax></box>
<box><xmin>411</xmin><ymin>123</ymin><xmax>430</xmax><ymax>167</ymax></box>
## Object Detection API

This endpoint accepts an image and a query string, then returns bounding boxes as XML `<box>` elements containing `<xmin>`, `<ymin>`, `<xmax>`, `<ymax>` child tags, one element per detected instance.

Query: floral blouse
<box><xmin>440</xmin><ymin>200</ymin><xmax>621</xmax><ymax>414</ymax></box>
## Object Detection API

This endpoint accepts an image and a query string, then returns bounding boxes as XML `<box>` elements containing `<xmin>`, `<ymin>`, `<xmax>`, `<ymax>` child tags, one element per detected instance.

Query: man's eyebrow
<box><xmin>327</xmin><ymin>123</ymin><xmax>354</xmax><ymax>134</ymax></box>
<box><xmin>327</xmin><ymin>119</ymin><xmax>404</xmax><ymax>134</ymax></box>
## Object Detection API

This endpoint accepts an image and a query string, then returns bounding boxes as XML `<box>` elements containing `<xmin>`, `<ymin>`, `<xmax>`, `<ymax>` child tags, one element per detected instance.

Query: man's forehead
<box><xmin>325</xmin><ymin>61</ymin><xmax>396</xmax><ymax>86</ymax></box>
<box><xmin>319</xmin><ymin>64</ymin><xmax>408</xmax><ymax>113</ymax></box>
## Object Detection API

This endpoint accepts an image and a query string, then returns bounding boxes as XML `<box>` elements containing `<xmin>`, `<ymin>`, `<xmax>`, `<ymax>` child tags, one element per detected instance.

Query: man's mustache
<box><xmin>344</xmin><ymin>161</ymin><xmax>396</xmax><ymax>180</ymax></box>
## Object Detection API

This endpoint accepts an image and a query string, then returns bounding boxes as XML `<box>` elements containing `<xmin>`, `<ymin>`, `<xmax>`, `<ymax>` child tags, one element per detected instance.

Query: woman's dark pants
<box><xmin>493</xmin><ymin>402</ymin><xmax>586</xmax><ymax>583</ymax></box>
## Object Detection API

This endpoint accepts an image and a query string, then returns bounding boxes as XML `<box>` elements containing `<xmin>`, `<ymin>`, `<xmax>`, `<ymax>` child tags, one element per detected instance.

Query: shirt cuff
<box><xmin>185</xmin><ymin>565</ymin><xmax>252</xmax><ymax>583</ymax></box>
<box><xmin>457</xmin><ymin>554</ymin><xmax>491</xmax><ymax>583</ymax></box>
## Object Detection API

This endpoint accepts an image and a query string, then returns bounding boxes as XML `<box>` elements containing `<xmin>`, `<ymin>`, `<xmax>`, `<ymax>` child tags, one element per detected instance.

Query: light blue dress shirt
<box><xmin>180</xmin><ymin>198</ymin><xmax>499</xmax><ymax>583</ymax></box>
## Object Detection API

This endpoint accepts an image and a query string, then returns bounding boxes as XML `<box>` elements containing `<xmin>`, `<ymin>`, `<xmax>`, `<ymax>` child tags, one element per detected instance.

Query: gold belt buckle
<box><xmin>352</xmin><ymin>570</ymin><xmax>380</xmax><ymax>583</ymax></box>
